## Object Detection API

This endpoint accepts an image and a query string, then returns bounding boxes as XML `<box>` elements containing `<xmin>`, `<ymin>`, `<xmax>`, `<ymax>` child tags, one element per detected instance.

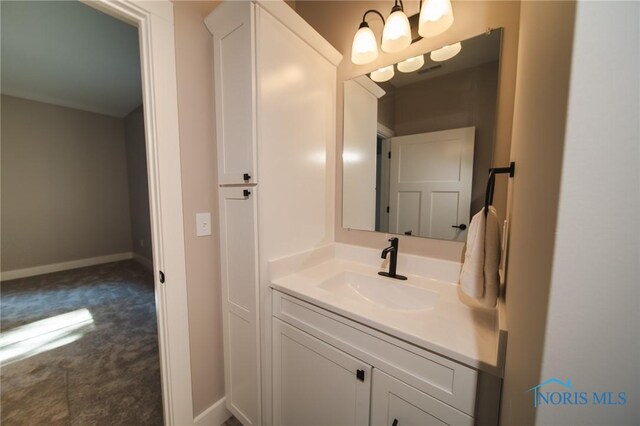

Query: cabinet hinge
<box><xmin>159</xmin><ymin>271</ymin><xmax>165</xmax><ymax>284</ymax></box>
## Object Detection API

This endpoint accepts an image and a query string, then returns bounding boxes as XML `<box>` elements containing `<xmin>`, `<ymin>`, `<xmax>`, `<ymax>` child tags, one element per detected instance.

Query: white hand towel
<box><xmin>459</xmin><ymin>206</ymin><xmax>501</xmax><ymax>308</ymax></box>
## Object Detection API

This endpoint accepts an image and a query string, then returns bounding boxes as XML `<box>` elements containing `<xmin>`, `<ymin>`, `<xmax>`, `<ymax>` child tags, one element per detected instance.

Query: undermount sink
<box><xmin>318</xmin><ymin>272</ymin><xmax>439</xmax><ymax>311</ymax></box>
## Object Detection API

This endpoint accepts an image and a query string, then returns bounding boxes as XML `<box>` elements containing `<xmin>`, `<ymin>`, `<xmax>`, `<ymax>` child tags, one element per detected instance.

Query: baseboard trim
<box><xmin>132</xmin><ymin>253</ymin><xmax>154</xmax><ymax>270</ymax></box>
<box><xmin>194</xmin><ymin>397</ymin><xmax>232</xmax><ymax>426</ymax></box>
<box><xmin>1</xmin><ymin>252</ymin><xmax>133</xmax><ymax>281</ymax></box>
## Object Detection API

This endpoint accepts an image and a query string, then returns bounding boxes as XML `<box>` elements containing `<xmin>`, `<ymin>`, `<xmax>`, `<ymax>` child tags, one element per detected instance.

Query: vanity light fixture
<box><xmin>351</xmin><ymin>0</ymin><xmax>456</xmax><ymax>65</ymax></box>
<box><xmin>381</xmin><ymin>1</ymin><xmax>411</xmax><ymax>53</ymax></box>
<box><xmin>397</xmin><ymin>54</ymin><xmax>425</xmax><ymax>73</ymax></box>
<box><xmin>351</xmin><ymin>10</ymin><xmax>384</xmax><ymax>65</ymax></box>
<box><xmin>370</xmin><ymin>65</ymin><xmax>395</xmax><ymax>83</ymax></box>
<box><xmin>419</xmin><ymin>0</ymin><xmax>455</xmax><ymax>37</ymax></box>
<box><xmin>430</xmin><ymin>42</ymin><xmax>462</xmax><ymax>61</ymax></box>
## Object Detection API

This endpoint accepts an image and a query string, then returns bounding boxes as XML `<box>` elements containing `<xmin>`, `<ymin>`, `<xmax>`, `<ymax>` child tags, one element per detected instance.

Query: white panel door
<box><xmin>342</xmin><ymin>79</ymin><xmax>379</xmax><ymax>231</ymax></box>
<box><xmin>209</xmin><ymin>1</ymin><xmax>256</xmax><ymax>185</ymax></box>
<box><xmin>388</xmin><ymin>127</ymin><xmax>474</xmax><ymax>241</ymax></box>
<box><xmin>219</xmin><ymin>186</ymin><xmax>260</xmax><ymax>425</ymax></box>
<box><xmin>371</xmin><ymin>370</ymin><xmax>473</xmax><ymax>426</ymax></box>
<box><xmin>272</xmin><ymin>319</ymin><xmax>371</xmax><ymax>426</ymax></box>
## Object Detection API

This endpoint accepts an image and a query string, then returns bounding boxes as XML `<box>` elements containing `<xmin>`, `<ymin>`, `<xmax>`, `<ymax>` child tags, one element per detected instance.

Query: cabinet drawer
<box><xmin>272</xmin><ymin>291</ymin><xmax>478</xmax><ymax>415</ymax></box>
<box><xmin>371</xmin><ymin>369</ymin><xmax>473</xmax><ymax>426</ymax></box>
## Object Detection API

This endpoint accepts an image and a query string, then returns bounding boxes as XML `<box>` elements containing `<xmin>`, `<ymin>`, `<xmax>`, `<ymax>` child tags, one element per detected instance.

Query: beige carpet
<box><xmin>1</xmin><ymin>260</ymin><xmax>163</xmax><ymax>425</ymax></box>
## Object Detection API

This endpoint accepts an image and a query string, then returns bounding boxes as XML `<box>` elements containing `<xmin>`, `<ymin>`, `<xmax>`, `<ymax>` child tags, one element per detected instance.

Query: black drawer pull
<box><xmin>392</xmin><ymin>419</ymin><xmax>398</xmax><ymax>426</ymax></box>
<box><xmin>356</xmin><ymin>369</ymin><xmax>365</xmax><ymax>381</ymax></box>
<box><xmin>243</xmin><ymin>173</ymin><xmax>251</xmax><ymax>181</ymax></box>
<box><xmin>243</xmin><ymin>190</ymin><xmax>251</xmax><ymax>197</ymax></box>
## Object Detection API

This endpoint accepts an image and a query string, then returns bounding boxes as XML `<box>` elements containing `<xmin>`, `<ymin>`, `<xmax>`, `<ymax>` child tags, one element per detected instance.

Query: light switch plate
<box><xmin>196</xmin><ymin>212</ymin><xmax>212</xmax><ymax>237</ymax></box>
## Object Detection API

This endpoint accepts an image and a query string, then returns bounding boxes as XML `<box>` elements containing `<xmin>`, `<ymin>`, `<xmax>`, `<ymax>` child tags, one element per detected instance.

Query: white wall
<box><xmin>501</xmin><ymin>1</ymin><xmax>640</xmax><ymax>424</ymax></box>
<box><xmin>536</xmin><ymin>2</ymin><xmax>639</xmax><ymax>424</ymax></box>
<box><xmin>1</xmin><ymin>95</ymin><xmax>132</xmax><ymax>274</ymax></box>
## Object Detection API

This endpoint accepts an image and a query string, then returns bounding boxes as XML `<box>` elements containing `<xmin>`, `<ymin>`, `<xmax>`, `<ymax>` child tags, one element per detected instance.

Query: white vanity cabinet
<box><xmin>209</xmin><ymin>1</ymin><xmax>256</xmax><ymax>186</ymax></box>
<box><xmin>273</xmin><ymin>319</ymin><xmax>371</xmax><ymax>426</ymax></box>
<box><xmin>206</xmin><ymin>1</ymin><xmax>341</xmax><ymax>425</ymax></box>
<box><xmin>371</xmin><ymin>370</ymin><xmax>473</xmax><ymax>426</ymax></box>
<box><xmin>272</xmin><ymin>290</ymin><xmax>500</xmax><ymax>426</ymax></box>
<box><xmin>218</xmin><ymin>186</ymin><xmax>260</xmax><ymax>424</ymax></box>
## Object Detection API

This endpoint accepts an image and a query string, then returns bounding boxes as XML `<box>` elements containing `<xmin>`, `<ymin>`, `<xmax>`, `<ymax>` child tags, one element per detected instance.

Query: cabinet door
<box><xmin>219</xmin><ymin>186</ymin><xmax>260</xmax><ymax>425</ymax></box>
<box><xmin>272</xmin><ymin>319</ymin><xmax>371</xmax><ymax>426</ymax></box>
<box><xmin>371</xmin><ymin>370</ymin><xmax>473</xmax><ymax>426</ymax></box>
<box><xmin>209</xmin><ymin>1</ymin><xmax>256</xmax><ymax>185</ymax></box>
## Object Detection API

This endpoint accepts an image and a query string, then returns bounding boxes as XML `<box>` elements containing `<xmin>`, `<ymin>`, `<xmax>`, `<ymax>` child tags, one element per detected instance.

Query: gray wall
<box><xmin>1</xmin><ymin>95</ymin><xmax>132</xmax><ymax>272</ymax></box>
<box><xmin>124</xmin><ymin>105</ymin><xmax>152</xmax><ymax>262</ymax></box>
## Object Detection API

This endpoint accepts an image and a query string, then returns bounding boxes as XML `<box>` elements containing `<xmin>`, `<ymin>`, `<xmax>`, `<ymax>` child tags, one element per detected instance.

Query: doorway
<box><xmin>0</xmin><ymin>2</ymin><xmax>160</xmax><ymax>423</ymax></box>
<box><xmin>0</xmin><ymin>0</ymin><xmax>193</xmax><ymax>423</ymax></box>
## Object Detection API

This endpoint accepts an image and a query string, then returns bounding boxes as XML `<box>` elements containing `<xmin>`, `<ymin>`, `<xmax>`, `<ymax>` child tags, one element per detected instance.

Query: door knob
<box><xmin>452</xmin><ymin>224</ymin><xmax>467</xmax><ymax>230</ymax></box>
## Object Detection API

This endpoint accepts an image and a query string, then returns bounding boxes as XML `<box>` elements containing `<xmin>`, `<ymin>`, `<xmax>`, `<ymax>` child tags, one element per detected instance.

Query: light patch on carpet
<box><xmin>0</xmin><ymin>308</ymin><xmax>95</xmax><ymax>365</ymax></box>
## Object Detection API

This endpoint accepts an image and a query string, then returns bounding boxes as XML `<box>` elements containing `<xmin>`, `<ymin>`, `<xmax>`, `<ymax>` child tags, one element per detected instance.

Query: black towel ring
<box><xmin>484</xmin><ymin>162</ymin><xmax>515</xmax><ymax>216</ymax></box>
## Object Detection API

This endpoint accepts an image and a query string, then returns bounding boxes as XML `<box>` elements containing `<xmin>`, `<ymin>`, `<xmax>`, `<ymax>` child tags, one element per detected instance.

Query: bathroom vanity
<box><xmin>268</xmin><ymin>244</ymin><xmax>506</xmax><ymax>426</ymax></box>
<box><xmin>205</xmin><ymin>0</ymin><xmax>509</xmax><ymax>424</ymax></box>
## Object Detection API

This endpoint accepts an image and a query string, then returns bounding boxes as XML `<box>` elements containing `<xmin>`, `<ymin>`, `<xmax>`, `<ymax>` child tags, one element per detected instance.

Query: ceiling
<box><xmin>1</xmin><ymin>1</ymin><xmax>142</xmax><ymax>118</ymax></box>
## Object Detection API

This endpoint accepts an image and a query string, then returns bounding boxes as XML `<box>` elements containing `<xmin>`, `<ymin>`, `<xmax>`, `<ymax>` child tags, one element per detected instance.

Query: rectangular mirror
<box><xmin>342</xmin><ymin>28</ymin><xmax>503</xmax><ymax>242</ymax></box>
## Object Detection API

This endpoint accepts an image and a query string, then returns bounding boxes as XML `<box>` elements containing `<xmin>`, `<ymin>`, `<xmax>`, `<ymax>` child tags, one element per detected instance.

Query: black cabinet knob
<box><xmin>452</xmin><ymin>224</ymin><xmax>467</xmax><ymax>230</ymax></box>
<box><xmin>243</xmin><ymin>173</ymin><xmax>251</xmax><ymax>181</ymax></box>
<box><xmin>243</xmin><ymin>190</ymin><xmax>251</xmax><ymax>197</ymax></box>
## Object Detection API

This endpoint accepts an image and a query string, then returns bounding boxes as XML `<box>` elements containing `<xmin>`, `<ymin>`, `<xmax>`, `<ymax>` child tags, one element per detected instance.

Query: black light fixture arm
<box><xmin>391</xmin><ymin>0</ymin><xmax>405</xmax><ymax>12</ymax></box>
<box><xmin>361</xmin><ymin>9</ymin><xmax>386</xmax><ymax>27</ymax></box>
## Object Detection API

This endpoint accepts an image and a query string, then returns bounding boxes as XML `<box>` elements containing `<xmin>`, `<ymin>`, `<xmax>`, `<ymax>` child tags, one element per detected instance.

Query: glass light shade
<box><xmin>351</xmin><ymin>25</ymin><xmax>379</xmax><ymax>65</ymax></box>
<box><xmin>418</xmin><ymin>0</ymin><xmax>454</xmax><ymax>38</ymax></box>
<box><xmin>397</xmin><ymin>54</ymin><xmax>425</xmax><ymax>73</ymax></box>
<box><xmin>430</xmin><ymin>42</ymin><xmax>462</xmax><ymax>62</ymax></box>
<box><xmin>370</xmin><ymin>65</ymin><xmax>395</xmax><ymax>83</ymax></box>
<box><xmin>381</xmin><ymin>10</ymin><xmax>411</xmax><ymax>53</ymax></box>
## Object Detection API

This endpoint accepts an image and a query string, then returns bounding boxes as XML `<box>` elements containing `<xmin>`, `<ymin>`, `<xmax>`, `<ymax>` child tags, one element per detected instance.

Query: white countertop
<box><xmin>269</xmin><ymin>248</ymin><xmax>506</xmax><ymax>376</ymax></box>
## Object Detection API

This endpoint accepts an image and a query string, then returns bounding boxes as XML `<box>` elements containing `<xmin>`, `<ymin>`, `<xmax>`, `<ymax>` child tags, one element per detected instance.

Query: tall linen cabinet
<box><xmin>205</xmin><ymin>2</ymin><xmax>341</xmax><ymax>425</ymax></box>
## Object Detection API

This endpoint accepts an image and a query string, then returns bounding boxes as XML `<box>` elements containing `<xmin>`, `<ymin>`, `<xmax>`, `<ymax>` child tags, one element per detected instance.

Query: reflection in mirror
<box><xmin>343</xmin><ymin>29</ymin><xmax>503</xmax><ymax>242</ymax></box>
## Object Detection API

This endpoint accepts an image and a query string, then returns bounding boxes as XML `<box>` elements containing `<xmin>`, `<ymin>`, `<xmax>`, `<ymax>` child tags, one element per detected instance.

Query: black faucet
<box><xmin>378</xmin><ymin>237</ymin><xmax>407</xmax><ymax>280</ymax></box>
